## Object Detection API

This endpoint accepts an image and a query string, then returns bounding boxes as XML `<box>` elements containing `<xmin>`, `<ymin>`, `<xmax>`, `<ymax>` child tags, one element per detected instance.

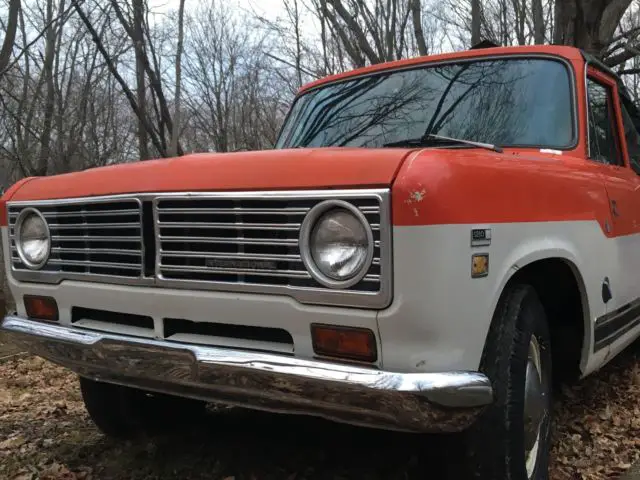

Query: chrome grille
<box><xmin>8</xmin><ymin>199</ymin><xmax>143</xmax><ymax>279</ymax></box>
<box><xmin>154</xmin><ymin>195</ymin><xmax>383</xmax><ymax>294</ymax></box>
<box><xmin>6</xmin><ymin>190</ymin><xmax>392</xmax><ymax>308</ymax></box>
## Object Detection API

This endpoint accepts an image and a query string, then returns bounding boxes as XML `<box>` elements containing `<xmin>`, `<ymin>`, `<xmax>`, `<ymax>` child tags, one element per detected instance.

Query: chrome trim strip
<box><xmin>593</xmin><ymin>297</ymin><xmax>640</xmax><ymax>352</ymax></box>
<box><xmin>7</xmin><ymin>189</ymin><xmax>393</xmax><ymax>309</ymax></box>
<box><xmin>1</xmin><ymin>316</ymin><xmax>493</xmax><ymax>433</ymax></box>
<box><xmin>585</xmin><ymin>58</ymin><xmax>592</xmax><ymax>159</ymax></box>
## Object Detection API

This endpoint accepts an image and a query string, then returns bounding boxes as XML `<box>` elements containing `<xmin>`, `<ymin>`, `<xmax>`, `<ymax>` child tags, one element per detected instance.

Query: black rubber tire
<box><xmin>79</xmin><ymin>377</ymin><xmax>208</xmax><ymax>439</ymax></box>
<box><xmin>465</xmin><ymin>284</ymin><xmax>553</xmax><ymax>480</ymax></box>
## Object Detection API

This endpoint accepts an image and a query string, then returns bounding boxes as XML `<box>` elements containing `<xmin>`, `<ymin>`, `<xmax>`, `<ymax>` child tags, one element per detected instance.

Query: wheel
<box><xmin>79</xmin><ymin>377</ymin><xmax>208</xmax><ymax>439</ymax></box>
<box><xmin>465</xmin><ymin>284</ymin><xmax>553</xmax><ymax>480</ymax></box>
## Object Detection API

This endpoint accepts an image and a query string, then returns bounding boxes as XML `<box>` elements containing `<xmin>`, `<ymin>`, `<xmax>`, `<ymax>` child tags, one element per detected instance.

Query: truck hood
<box><xmin>7</xmin><ymin>148</ymin><xmax>415</xmax><ymax>202</ymax></box>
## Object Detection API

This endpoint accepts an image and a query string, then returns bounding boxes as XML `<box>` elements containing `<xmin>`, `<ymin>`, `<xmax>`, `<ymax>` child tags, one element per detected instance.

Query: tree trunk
<box><xmin>170</xmin><ymin>0</ymin><xmax>186</xmax><ymax>157</ymax></box>
<box><xmin>410</xmin><ymin>0</ymin><xmax>428</xmax><ymax>55</ymax></box>
<box><xmin>37</xmin><ymin>0</ymin><xmax>56</xmax><ymax>176</ymax></box>
<box><xmin>554</xmin><ymin>0</ymin><xmax>632</xmax><ymax>59</ymax></box>
<box><xmin>0</xmin><ymin>0</ymin><xmax>20</xmax><ymax>76</ymax></box>
<box><xmin>532</xmin><ymin>0</ymin><xmax>544</xmax><ymax>44</ymax></box>
<box><xmin>471</xmin><ymin>0</ymin><xmax>481</xmax><ymax>45</ymax></box>
<box><xmin>133</xmin><ymin>0</ymin><xmax>149</xmax><ymax>160</ymax></box>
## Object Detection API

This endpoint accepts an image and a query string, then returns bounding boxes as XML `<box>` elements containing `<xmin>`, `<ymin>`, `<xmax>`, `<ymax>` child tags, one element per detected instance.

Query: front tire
<box><xmin>79</xmin><ymin>377</ymin><xmax>207</xmax><ymax>439</ymax></box>
<box><xmin>465</xmin><ymin>284</ymin><xmax>553</xmax><ymax>479</ymax></box>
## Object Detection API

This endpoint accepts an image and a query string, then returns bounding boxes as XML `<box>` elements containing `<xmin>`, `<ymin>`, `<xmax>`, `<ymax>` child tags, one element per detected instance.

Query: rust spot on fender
<box><xmin>404</xmin><ymin>187</ymin><xmax>426</xmax><ymax>217</ymax></box>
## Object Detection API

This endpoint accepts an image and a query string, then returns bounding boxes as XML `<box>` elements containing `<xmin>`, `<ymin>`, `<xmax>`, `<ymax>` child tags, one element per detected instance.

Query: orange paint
<box><xmin>1</xmin><ymin>45</ymin><xmax>635</xmax><ymax>241</ymax></box>
<box><xmin>298</xmin><ymin>45</ymin><xmax>585</xmax><ymax>94</ymax></box>
<box><xmin>392</xmin><ymin>149</ymin><xmax>614</xmax><ymax>235</ymax></box>
<box><xmin>4</xmin><ymin>148</ymin><xmax>413</xmax><ymax>204</ymax></box>
<box><xmin>0</xmin><ymin>177</ymin><xmax>37</xmax><ymax>225</ymax></box>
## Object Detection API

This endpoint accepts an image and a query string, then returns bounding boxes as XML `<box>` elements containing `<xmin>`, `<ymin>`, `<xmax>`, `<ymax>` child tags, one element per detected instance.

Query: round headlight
<box><xmin>15</xmin><ymin>208</ymin><xmax>50</xmax><ymax>269</ymax></box>
<box><xmin>300</xmin><ymin>200</ymin><xmax>374</xmax><ymax>288</ymax></box>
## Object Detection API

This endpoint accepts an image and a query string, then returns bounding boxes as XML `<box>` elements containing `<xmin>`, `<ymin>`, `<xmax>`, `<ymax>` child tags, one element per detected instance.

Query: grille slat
<box><xmin>161</xmin><ymin>251</ymin><xmax>302</xmax><ymax>262</ymax></box>
<box><xmin>8</xmin><ymin>199</ymin><xmax>143</xmax><ymax>279</ymax></box>
<box><xmin>160</xmin><ymin>264</ymin><xmax>311</xmax><ymax>278</ymax></box>
<box><xmin>158</xmin><ymin>236</ymin><xmax>298</xmax><ymax>246</ymax></box>
<box><xmin>51</xmin><ymin>247</ymin><xmax>142</xmax><ymax>256</ymax></box>
<box><xmin>50</xmin><ymin>235</ymin><xmax>141</xmax><ymax>242</ymax></box>
<box><xmin>157</xmin><ymin>221</ymin><xmax>301</xmax><ymax>230</ymax></box>
<box><xmin>48</xmin><ymin>222</ymin><xmax>140</xmax><ymax>229</ymax></box>
<box><xmin>12</xmin><ymin>246</ymin><xmax>141</xmax><ymax>256</ymax></box>
<box><xmin>48</xmin><ymin>259</ymin><xmax>142</xmax><ymax>269</ymax></box>
<box><xmin>159</xmin><ymin>207</ymin><xmax>311</xmax><ymax>215</ymax></box>
<box><xmin>8</xmin><ymin>209</ymin><xmax>140</xmax><ymax>219</ymax></box>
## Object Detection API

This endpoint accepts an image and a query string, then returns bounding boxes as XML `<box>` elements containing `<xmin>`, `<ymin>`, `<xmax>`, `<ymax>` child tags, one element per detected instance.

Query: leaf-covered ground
<box><xmin>1</xmin><ymin>339</ymin><xmax>640</xmax><ymax>480</ymax></box>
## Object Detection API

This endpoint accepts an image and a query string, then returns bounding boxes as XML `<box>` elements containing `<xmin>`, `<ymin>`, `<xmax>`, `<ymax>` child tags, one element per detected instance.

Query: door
<box><xmin>585</xmin><ymin>67</ymin><xmax>640</xmax><ymax>355</ymax></box>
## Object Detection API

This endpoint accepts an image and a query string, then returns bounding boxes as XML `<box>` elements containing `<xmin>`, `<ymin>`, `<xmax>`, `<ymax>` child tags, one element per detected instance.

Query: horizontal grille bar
<box><xmin>161</xmin><ymin>251</ymin><xmax>302</xmax><ymax>262</ymax></box>
<box><xmin>48</xmin><ymin>259</ymin><xmax>142</xmax><ymax>269</ymax></box>
<box><xmin>158</xmin><ymin>236</ymin><xmax>299</xmax><ymax>246</ymax></box>
<box><xmin>8</xmin><ymin>209</ymin><xmax>140</xmax><ymax>219</ymax></box>
<box><xmin>48</xmin><ymin>223</ymin><xmax>140</xmax><ymax>230</ymax></box>
<box><xmin>157</xmin><ymin>221</ymin><xmax>301</xmax><ymax>230</ymax></box>
<box><xmin>155</xmin><ymin>206</ymin><xmax>381</xmax><ymax>215</ymax></box>
<box><xmin>50</xmin><ymin>235</ymin><xmax>141</xmax><ymax>242</ymax></box>
<box><xmin>159</xmin><ymin>264</ymin><xmax>380</xmax><ymax>282</ymax></box>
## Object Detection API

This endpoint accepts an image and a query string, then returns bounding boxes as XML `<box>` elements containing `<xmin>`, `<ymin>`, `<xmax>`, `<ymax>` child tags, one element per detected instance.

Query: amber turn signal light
<box><xmin>24</xmin><ymin>295</ymin><xmax>59</xmax><ymax>322</ymax></box>
<box><xmin>311</xmin><ymin>324</ymin><xmax>377</xmax><ymax>362</ymax></box>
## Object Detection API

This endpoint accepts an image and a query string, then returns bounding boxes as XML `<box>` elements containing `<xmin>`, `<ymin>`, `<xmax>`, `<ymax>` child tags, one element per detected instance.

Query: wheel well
<box><xmin>506</xmin><ymin>258</ymin><xmax>585</xmax><ymax>384</ymax></box>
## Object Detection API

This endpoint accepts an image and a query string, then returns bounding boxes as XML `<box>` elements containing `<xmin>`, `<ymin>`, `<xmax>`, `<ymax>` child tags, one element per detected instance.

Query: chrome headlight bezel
<box><xmin>299</xmin><ymin>199</ymin><xmax>374</xmax><ymax>289</ymax></box>
<box><xmin>15</xmin><ymin>207</ymin><xmax>51</xmax><ymax>270</ymax></box>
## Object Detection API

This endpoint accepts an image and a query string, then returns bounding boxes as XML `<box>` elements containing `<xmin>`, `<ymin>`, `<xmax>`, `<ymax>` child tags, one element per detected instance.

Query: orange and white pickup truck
<box><xmin>2</xmin><ymin>43</ymin><xmax>640</xmax><ymax>479</ymax></box>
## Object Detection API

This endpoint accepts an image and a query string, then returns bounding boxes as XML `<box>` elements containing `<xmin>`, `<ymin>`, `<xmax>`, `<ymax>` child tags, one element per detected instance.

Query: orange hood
<box><xmin>6</xmin><ymin>148</ymin><xmax>415</xmax><ymax>202</ymax></box>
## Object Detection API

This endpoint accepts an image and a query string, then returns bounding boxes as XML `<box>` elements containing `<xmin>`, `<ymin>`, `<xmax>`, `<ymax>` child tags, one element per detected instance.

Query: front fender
<box><xmin>376</xmin><ymin>221</ymin><xmax>607</xmax><ymax>376</ymax></box>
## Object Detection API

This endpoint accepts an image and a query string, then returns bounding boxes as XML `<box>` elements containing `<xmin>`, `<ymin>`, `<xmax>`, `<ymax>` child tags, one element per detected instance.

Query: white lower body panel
<box><xmin>5</xmin><ymin>220</ymin><xmax>640</xmax><ymax>377</ymax></box>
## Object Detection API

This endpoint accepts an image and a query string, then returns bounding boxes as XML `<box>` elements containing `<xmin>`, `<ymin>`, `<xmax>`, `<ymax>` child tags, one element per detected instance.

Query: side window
<box><xmin>620</xmin><ymin>98</ymin><xmax>640</xmax><ymax>175</ymax></box>
<box><xmin>587</xmin><ymin>78</ymin><xmax>623</xmax><ymax>166</ymax></box>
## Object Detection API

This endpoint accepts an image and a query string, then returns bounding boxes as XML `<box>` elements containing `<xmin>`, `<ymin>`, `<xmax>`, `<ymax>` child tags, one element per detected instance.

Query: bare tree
<box><xmin>471</xmin><ymin>0</ymin><xmax>481</xmax><ymax>44</ymax></box>
<box><xmin>532</xmin><ymin>0</ymin><xmax>544</xmax><ymax>44</ymax></box>
<box><xmin>170</xmin><ymin>0</ymin><xmax>186</xmax><ymax>156</ymax></box>
<box><xmin>132</xmin><ymin>0</ymin><xmax>149</xmax><ymax>159</ymax></box>
<box><xmin>0</xmin><ymin>0</ymin><xmax>20</xmax><ymax>75</ymax></box>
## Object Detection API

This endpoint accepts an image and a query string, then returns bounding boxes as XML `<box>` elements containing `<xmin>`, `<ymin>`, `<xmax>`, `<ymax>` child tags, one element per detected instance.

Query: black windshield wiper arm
<box><xmin>383</xmin><ymin>133</ymin><xmax>503</xmax><ymax>153</ymax></box>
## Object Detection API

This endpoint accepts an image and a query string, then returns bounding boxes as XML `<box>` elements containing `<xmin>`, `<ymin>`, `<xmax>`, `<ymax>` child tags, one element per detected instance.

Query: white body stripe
<box><xmin>4</xmin><ymin>220</ymin><xmax>640</xmax><ymax>377</ymax></box>
<box><xmin>380</xmin><ymin>220</ymin><xmax>640</xmax><ymax>376</ymax></box>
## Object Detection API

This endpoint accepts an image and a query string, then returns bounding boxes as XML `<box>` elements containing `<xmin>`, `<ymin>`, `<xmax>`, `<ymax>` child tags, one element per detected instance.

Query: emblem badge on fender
<box><xmin>471</xmin><ymin>228</ymin><xmax>491</xmax><ymax>247</ymax></box>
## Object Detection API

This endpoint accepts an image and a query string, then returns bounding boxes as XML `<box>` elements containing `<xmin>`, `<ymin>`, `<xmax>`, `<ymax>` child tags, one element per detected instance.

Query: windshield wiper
<box><xmin>383</xmin><ymin>133</ymin><xmax>503</xmax><ymax>153</ymax></box>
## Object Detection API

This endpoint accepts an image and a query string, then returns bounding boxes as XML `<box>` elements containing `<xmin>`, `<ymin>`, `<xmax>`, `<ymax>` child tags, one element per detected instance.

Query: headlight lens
<box><xmin>16</xmin><ymin>209</ymin><xmax>50</xmax><ymax>269</ymax></box>
<box><xmin>301</xmin><ymin>201</ymin><xmax>373</xmax><ymax>288</ymax></box>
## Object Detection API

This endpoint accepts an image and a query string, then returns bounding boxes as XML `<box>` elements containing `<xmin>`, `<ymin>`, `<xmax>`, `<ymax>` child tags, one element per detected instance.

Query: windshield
<box><xmin>275</xmin><ymin>57</ymin><xmax>575</xmax><ymax>150</ymax></box>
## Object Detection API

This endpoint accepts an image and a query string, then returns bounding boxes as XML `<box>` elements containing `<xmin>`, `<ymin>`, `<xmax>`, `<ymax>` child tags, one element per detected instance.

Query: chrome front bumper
<box><xmin>1</xmin><ymin>315</ymin><xmax>494</xmax><ymax>433</ymax></box>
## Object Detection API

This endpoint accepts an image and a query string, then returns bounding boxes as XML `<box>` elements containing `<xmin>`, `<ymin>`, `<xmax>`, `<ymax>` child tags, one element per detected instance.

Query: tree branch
<box><xmin>71</xmin><ymin>0</ymin><xmax>166</xmax><ymax>157</ymax></box>
<box><xmin>0</xmin><ymin>0</ymin><xmax>21</xmax><ymax>75</ymax></box>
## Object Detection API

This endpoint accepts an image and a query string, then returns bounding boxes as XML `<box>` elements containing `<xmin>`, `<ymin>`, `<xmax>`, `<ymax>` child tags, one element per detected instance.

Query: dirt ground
<box><xmin>1</xmin><ymin>340</ymin><xmax>640</xmax><ymax>479</ymax></box>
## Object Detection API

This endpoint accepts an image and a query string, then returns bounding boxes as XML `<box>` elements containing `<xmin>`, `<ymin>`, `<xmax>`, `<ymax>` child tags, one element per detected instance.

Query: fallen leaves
<box><xmin>550</xmin><ymin>344</ymin><xmax>640</xmax><ymax>480</ymax></box>
<box><xmin>2</xmin><ymin>340</ymin><xmax>640</xmax><ymax>479</ymax></box>
<box><xmin>0</xmin><ymin>435</ymin><xmax>27</xmax><ymax>450</ymax></box>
